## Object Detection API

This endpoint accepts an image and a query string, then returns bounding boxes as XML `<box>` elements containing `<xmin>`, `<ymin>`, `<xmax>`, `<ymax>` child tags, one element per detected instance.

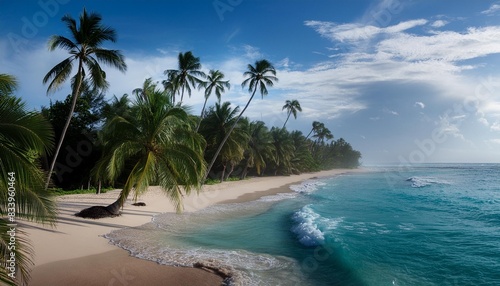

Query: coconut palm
<box><xmin>282</xmin><ymin>99</ymin><xmax>302</xmax><ymax>129</ymax></box>
<box><xmin>164</xmin><ymin>51</ymin><xmax>206</xmax><ymax>104</ymax></box>
<box><xmin>269</xmin><ymin>127</ymin><xmax>295</xmax><ymax>175</ymax></box>
<box><xmin>240</xmin><ymin>120</ymin><xmax>275</xmax><ymax>179</ymax></box>
<box><xmin>313</xmin><ymin>125</ymin><xmax>334</xmax><ymax>145</ymax></box>
<box><xmin>196</xmin><ymin>70</ymin><xmax>230</xmax><ymax>131</ymax></box>
<box><xmin>162</xmin><ymin>72</ymin><xmax>180</xmax><ymax>104</ymax></box>
<box><xmin>199</xmin><ymin>102</ymin><xmax>248</xmax><ymax>181</ymax></box>
<box><xmin>0</xmin><ymin>94</ymin><xmax>57</xmax><ymax>285</ymax></box>
<box><xmin>76</xmin><ymin>80</ymin><xmax>206</xmax><ymax>218</ymax></box>
<box><xmin>42</xmin><ymin>8</ymin><xmax>127</xmax><ymax>189</ymax></box>
<box><xmin>290</xmin><ymin>130</ymin><xmax>317</xmax><ymax>174</ymax></box>
<box><xmin>205</xmin><ymin>59</ymin><xmax>278</xmax><ymax>180</ymax></box>
<box><xmin>0</xmin><ymin>74</ymin><xmax>18</xmax><ymax>96</ymax></box>
<box><xmin>305</xmin><ymin>121</ymin><xmax>323</xmax><ymax>139</ymax></box>
<box><xmin>132</xmin><ymin>77</ymin><xmax>156</xmax><ymax>99</ymax></box>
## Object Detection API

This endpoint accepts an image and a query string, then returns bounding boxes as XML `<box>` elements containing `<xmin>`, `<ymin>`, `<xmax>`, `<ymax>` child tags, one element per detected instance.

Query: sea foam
<box><xmin>290</xmin><ymin>205</ymin><xmax>342</xmax><ymax>247</ymax></box>
<box><xmin>406</xmin><ymin>176</ymin><xmax>451</xmax><ymax>188</ymax></box>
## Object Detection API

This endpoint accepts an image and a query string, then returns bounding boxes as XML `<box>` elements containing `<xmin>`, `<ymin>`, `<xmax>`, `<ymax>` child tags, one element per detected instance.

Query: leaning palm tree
<box><xmin>0</xmin><ymin>74</ymin><xmax>18</xmax><ymax>96</ymax></box>
<box><xmin>164</xmin><ymin>51</ymin><xmax>206</xmax><ymax>104</ymax></box>
<box><xmin>0</xmin><ymin>95</ymin><xmax>57</xmax><ymax>285</ymax></box>
<box><xmin>196</xmin><ymin>69</ymin><xmax>230</xmax><ymax>131</ymax></box>
<box><xmin>282</xmin><ymin>99</ymin><xmax>302</xmax><ymax>129</ymax></box>
<box><xmin>305</xmin><ymin>121</ymin><xmax>323</xmax><ymax>139</ymax></box>
<box><xmin>76</xmin><ymin>80</ymin><xmax>206</xmax><ymax>218</ymax></box>
<box><xmin>42</xmin><ymin>8</ymin><xmax>127</xmax><ymax>190</ymax></box>
<box><xmin>204</xmin><ymin>59</ymin><xmax>278</xmax><ymax>180</ymax></box>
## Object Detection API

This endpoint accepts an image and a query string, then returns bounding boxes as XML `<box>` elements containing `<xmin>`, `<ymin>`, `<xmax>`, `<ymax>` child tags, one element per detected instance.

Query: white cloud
<box><xmin>304</xmin><ymin>19</ymin><xmax>427</xmax><ymax>43</ymax></box>
<box><xmin>377</xmin><ymin>26</ymin><xmax>500</xmax><ymax>62</ymax></box>
<box><xmin>430</xmin><ymin>20</ymin><xmax>448</xmax><ymax>28</ymax></box>
<box><xmin>383</xmin><ymin>108</ymin><xmax>399</xmax><ymax>116</ymax></box>
<box><xmin>478</xmin><ymin>117</ymin><xmax>489</xmax><ymax>126</ymax></box>
<box><xmin>414</xmin><ymin>101</ymin><xmax>425</xmax><ymax>109</ymax></box>
<box><xmin>481</xmin><ymin>3</ymin><xmax>500</xmax><ymax>15</ymax></box>
<box><xmin>491</xmin><ymin>121</ymin><xmax>500</xmax><ymax>131</ymax></box>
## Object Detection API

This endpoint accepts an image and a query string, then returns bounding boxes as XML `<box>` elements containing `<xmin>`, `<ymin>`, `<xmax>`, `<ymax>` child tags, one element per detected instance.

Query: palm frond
<box><xmin>43</xmin><ymin>57</ymin><xmax>75</xmax><ymax>93</ymax></box>
<box><xmin>0</xmin><ymin>74</ymin><xmax>18</xmax><ymax>96</ymax></box>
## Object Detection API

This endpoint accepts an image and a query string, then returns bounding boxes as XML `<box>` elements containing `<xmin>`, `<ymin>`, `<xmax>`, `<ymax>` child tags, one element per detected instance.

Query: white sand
<box><xmin>23</xmin><ymin>169</ymin><xmax>361</xmax><ymax>285</ymax></box>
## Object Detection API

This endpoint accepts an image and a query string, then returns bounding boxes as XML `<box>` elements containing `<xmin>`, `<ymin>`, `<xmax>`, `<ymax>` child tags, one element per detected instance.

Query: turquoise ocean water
<box><xmin>106</xmin><ymin>164</ymin><xmax>500</xmax><ymax>285</ymax></box>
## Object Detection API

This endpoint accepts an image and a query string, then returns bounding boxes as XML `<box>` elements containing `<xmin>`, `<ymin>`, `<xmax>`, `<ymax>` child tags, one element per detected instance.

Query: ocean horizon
<box><xmin>106</xmin><ymin>163</ymin><xmax>500</xmax><ymax>285</ymax></box>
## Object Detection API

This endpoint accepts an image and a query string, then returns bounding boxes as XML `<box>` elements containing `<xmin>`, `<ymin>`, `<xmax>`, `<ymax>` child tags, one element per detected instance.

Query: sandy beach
<box><xmin>24</xmin><ymin>169</ymin><xmax>361</xmax><ymax>285</ymax></box>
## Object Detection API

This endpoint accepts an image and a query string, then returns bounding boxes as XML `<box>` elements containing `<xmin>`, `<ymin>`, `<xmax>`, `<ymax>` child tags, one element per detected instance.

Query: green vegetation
<box><xmin>0</xmin><ymin>6</ymin><xmax>361</xmax><ymax>283</ymax></box>
<box><xmin>0</xmin><ymin>78</ymin><xmax>57</xmax><ymax>285</ymax></box>
<box><xmin>42</xmin><ymin>8</ymin><xmax>127</xmax><ymax>190</ymax></box>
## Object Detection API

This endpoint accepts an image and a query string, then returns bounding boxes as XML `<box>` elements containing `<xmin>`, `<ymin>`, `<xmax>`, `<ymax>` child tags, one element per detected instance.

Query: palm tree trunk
<box><xmin>282</xmin><ymin>112</ymin><xmax>291</xmax><ymax>129</ymax></box>
<box><xmin>240</xmin><ymin>160</ymin><xmax>250</xmax><ymax>180</ymax></box>
<box><xmin>305</xmin><ymin>128</ymin><xmax>314</xmax><ymax>139</ymax></box>
<box><xmin>44</xmin><ymin>60</ymin><xmax>84</xmax><ymax>190</ymax></box>
<box><xmin>204</xmin><ymin>87</ymin><xmax>258</xmax><ymax>181</ymax></box>
<box><xmin>196</xmin><ymin>97</ymin><xmax>209</xmax><ymax>132</ymax></box>
<box><xmin>105</xmin><ymin>198</ymin><xmax>122</xmax><ymax>215</ymax></box>
<box><xmin>180</xmin><ymin>86</ymin><xmax>185</xmax><ymax>103</ymax></box>
<box><xmin>220</xmin><ymin>164</ymin><xmax>226</xmax><ymax>182</ymax></box>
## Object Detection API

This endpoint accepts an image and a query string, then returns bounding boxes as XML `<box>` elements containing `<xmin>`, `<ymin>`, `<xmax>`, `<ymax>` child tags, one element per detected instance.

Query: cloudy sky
<box><xmin>2</xmin><ymin>0</ymin><xmax>500</xmax><ymax>164</ymax></box>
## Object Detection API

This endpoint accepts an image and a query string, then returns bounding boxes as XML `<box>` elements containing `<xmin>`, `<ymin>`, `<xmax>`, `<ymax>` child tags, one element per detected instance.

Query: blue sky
<box><xmin>2</xmin><ymin>0</ymin><xmax>500</xmax><ymax>164</ymax></box>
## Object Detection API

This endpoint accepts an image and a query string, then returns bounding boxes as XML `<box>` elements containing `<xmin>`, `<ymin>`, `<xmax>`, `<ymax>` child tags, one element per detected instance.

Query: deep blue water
<box><xmin>106</xmin><ymin>164</ymin><xmax>500</xmax><ymax>285</ymax></box>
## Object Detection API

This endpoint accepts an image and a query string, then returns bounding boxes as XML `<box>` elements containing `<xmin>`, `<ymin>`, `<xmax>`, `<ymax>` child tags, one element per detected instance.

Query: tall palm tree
<box><xmin>196</xmin><ymin>70</ymin><xmax>230</xmax><ymax>131</ymax></box>
<box><xmin>282</xmin><ymin>99</ymin><xmax>302</xmax><ymax>129</ymax></box>
<box><xmin>77</xmin><ymin>81</ymin><xmax>206</xmax><ymax>218</ymax></box>
<box><xmin>164</xmin><ymin>51</ymin><xmax>206</xmax><ymax>104</ymax></box>
<box><xmin>0</xmin><ymin>94</ymin><xmax>57</xmax><ymax>285</ymax></box>
<box><xmin>199</xmin><ymin>102</ymin><xmax>248</xmax><ymax>181</ymax></box>
<box><xmin>42</xmin><ymin>8</ymin><xmax>127</xmax><ymax>190</ymax></box>
<box><xmin>204</xmin><ymin>59</ymin><xmax>278</xmax><ymax>181</ymax></box>
<box><xmin>0</xmin><ymin>74</ymin><xmax>18</xmax><ymax>96</ymax></box>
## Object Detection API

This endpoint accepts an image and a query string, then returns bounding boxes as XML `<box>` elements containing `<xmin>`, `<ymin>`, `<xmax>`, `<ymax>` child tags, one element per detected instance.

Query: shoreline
<box><xmin>25</xmin><ymin>168</ymin><xmax>363</xmax><ymax>285</ymax></box>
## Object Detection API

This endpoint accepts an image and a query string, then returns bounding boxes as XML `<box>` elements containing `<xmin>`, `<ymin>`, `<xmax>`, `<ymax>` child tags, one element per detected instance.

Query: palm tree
<box><xmin>290</xmin><ymin>130</ymin><xmax>317</xmax><ymax>173</ymax></box>
<box><xmin>282</xmin><ymin>99</ymin><xmax>302</xmax><ymax>129</ymax></box>
<box><xmin>162</xmin><ymin>72</ymin><xmax>180</xmax><ymax>104</ymax></box>
<box><xmin>42</xmin><ymin>8</ymin><xmax>127</xmax><ymax>190</ymax></box>
<box><xmin>0</xmin><ymin>94</ymin><xmax>57</xmax><ymax>285</ymax></box>
<box><xmin>313</xmin><ymin>125</ymin><xmax>334</xmax><ymax>145</ymax></box>
<box><xmin>204</xmin><ymin>59</ymin><xmax>278</xmax><ymax>180</ymax></box>
<box><xmin>132</xmin><ymin>77</ymin><xmax>156</xmax><ymax>99</ymax></box>
<box><xmin>102</xmin><ymin>94</ymin><xmax>131</xmax><ymax>121</ymax></box>
<box><xmin>164</xmin><ymin>51</ymin><xmax>206</xmax><ymax>104</ymax></box>
<box><xmin>0</xmin><ymin>74</ymin><xmax>18</xmax><ymax>96</ymax></box>
<box><xmin>269</xmin><ymin>127</ymin><xmax>295</xmax><ymax>175</ymax></box>
<box><xmin>240</xmin><ymin>120</ymin><xmax>275</xmax><ymax>179</ymax></box>
<box><xmin>196</xmin><ymin>70</ymin><xmax>230</xmax><ymax>131</ymax></box>
<box><xmin>76</xmin><ymin>80</ymin><xmax>206</xmax><ymax>218</ymax></box>
<box><xmin>305</xmin><ymin>121</ymin><xmax>323</xmax><ymax>139</ymax></box>
<box><xmin>199</xmin><ymin>102</ymin><xmax>248</xmax><ymax>181</ymax></box>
